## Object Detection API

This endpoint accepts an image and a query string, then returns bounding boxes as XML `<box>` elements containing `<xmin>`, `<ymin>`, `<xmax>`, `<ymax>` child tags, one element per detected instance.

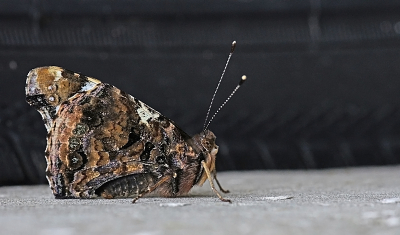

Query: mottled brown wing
<box><xmin>26</xmin><ymin>66</ymin><xmax>191</xmax><ymax>198</ymax></box>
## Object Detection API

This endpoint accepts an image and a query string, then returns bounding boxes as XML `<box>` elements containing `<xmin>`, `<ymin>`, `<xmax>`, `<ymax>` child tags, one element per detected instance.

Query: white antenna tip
<box><xmin>231</xmin><ymin>41</ymin><xmax>237</xmax><ymax>53</ymax></box>
<box><xmin>239</xmin><ymin>75</ymin><xmax>247</xmax><ymax>85</ymax></box>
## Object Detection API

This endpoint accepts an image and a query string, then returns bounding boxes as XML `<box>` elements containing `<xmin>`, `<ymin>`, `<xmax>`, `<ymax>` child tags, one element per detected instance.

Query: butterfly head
<box><xmin>191</xmin><ymin>129</ymin><xmax>219</xmax><ymax>186</ymax></box>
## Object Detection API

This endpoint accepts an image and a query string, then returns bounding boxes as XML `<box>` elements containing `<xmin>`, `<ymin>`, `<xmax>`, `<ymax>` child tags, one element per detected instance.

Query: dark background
<box><xmin>1</xmin><ymin>0</ymin><xmax>400</xmax><ymax>185</ymax></box>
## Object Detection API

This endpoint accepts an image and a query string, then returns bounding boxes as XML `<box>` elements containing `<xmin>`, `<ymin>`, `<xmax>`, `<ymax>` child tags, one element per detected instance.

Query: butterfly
<box><xmin>25</xmin><ymin>41</ymin><xmax>245</xmax><ymax>203</ymax></box>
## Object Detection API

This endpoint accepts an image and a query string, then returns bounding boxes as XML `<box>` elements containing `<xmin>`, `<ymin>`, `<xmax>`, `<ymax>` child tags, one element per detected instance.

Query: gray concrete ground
<box><xmin>1</xmin><ymin>166</ymin><xmax>399</xmax><ymax>235</ymax></box>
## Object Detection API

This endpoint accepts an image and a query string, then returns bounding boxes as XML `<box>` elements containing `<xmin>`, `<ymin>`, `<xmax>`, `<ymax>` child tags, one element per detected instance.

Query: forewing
<box><xmin>26</xmin><ymin>66</ymin><xmax>101</xmax><ymax>132</ymax></box>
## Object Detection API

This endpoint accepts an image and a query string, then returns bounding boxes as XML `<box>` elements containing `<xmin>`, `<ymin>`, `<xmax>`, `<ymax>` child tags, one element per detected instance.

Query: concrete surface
<box><xmin>1</xmin><ymin>166</ymin><xmax>400</xmax><ymax>235</ymax></box>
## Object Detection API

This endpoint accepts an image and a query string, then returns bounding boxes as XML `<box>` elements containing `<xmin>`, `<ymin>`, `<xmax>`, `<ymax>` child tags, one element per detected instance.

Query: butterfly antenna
<box><xmin>203</xmin><ymin>41</ymin><xmax>237</xmax><ymax>131</ymax></box>
<box><xmin>204</xmin><ymin>75</ymin><xmax>247</xmax><ymax>130</ymax></box>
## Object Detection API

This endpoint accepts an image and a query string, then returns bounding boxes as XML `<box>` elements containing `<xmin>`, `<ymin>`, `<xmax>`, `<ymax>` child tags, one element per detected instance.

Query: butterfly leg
<box><xmin>132</xmin><ymin>175</ymin><xmax>171</xmax><ymax>203</ymax></box>
<box><xmin>201</xmin><ymin>161</ymin><xmax>231</xmax><ymax>203</ymax></box>
<box><xmin>214</xmin><ymin>174</ymin><xmax>230</xmax><ymax>194</ymax></box>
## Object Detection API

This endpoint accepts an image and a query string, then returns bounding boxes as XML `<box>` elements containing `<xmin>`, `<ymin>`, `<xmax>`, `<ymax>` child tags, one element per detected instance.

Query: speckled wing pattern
<box><xmin>25</xmin><ymin>66</ymin><xmax>215</xmax><ymax>199</ymax></box>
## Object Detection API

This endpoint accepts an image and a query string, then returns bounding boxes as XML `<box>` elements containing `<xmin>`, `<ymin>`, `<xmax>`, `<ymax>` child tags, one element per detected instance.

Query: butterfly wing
<box><xmin>26</xmin><ymin>66</ymin><xmax>195</xmax><ymax>198</ymax></box>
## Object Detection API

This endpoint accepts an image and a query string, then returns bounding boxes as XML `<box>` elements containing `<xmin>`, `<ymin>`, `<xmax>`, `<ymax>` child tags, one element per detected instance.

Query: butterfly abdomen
<box><xmin>95</xmin><ymin>173</ymin><xmax>156</xmax><ymax>198</ymax></box>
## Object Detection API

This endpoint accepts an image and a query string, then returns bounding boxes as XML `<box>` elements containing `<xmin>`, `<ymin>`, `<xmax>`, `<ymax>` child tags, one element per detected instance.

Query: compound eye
<box><xmin>202</xmin><ymin>139</ymin><xmax>209</xmax><ymax>148</ymax></box>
